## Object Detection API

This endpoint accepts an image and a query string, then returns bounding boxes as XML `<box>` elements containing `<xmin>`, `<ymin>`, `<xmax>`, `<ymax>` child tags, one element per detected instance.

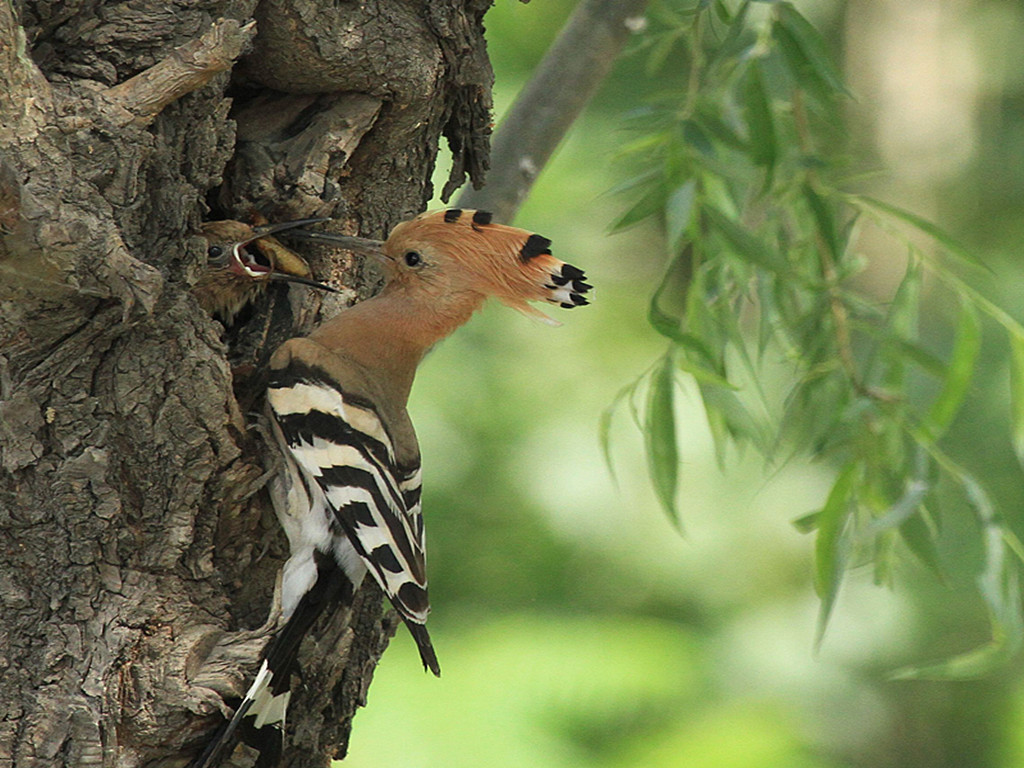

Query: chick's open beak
<box><xmin>243</xmin><ymin>218</ymin><xmax>338</xmax><ymax>293</ymax></box>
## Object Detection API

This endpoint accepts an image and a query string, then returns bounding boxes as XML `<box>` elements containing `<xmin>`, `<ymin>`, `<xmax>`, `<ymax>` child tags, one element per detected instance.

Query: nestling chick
<box><xmin>194</xmin><ymin>218</ymin><xmax>337</xmax><ymax>323</ymax></box>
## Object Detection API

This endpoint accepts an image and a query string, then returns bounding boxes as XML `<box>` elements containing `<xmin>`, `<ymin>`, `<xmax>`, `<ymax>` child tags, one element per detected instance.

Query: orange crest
<box><xmin>384</xmin><ymin>209</ymin><xmax>591</xmax><ymax>324</ymax></box>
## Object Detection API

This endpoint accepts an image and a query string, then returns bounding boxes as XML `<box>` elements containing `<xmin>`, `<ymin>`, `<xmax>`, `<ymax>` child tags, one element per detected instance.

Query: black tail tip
<box><xmin>406</xmin><ymin>621</ymin><xmax>441</xmax><ymax>677</ymax></box>
<box><xmin>419</xmin><ymin>640</ymin><xmax>441</xmax><ymax>677</ymax></box>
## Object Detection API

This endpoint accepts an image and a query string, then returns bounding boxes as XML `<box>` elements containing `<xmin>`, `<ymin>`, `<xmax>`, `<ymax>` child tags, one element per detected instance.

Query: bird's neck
<box><xmin>307</xmin><ymin>286</ymin><xmax>484</xmax><ymax>405</ymax></box>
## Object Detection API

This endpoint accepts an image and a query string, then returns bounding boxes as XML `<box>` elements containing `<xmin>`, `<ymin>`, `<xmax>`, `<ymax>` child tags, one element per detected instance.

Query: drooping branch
<box><xmin>457</xmin><ymin>0</ymin><xmax>649</xmax><ymax>222</ymax></box>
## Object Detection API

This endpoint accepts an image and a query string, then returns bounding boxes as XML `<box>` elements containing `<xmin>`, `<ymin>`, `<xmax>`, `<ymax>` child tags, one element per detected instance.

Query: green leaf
<box><xmin>743</xmin><ymin>59</ymin><xmax>777</xmax><ymax>178</ymax></box>
<box><xmin>665</xmin><ymin>180</ymin><xmax>696</xmax><ymax>252</ymax></box>
<box><xmin>853</xmin><ymin>195</ymin><xmax>989</xmax><ymax>272</ymax></box>
<box><xmin>703</xmin><ymin>205</ymin><xmax>794</xmax><ymax>280</ymax></box>
<box><xmin>598</xmin><ymin>405</ymin><xmax>616</xmax><ymax>482</ymax></box>
<box><xmin>611</xmin><ymin>186</ymin><xmax>664</xmax><ymax>233</ymax></box>
<box><xmin>935</xmin><ymin>272</ymin><xmax>1024</xmax><ymax>337</ymax></box>
<box><xmin>923</xmin><ymin>302</ymin><xmax>980</xmax><ymax>441</ymax></box>
<box><xmin>681</xmin><ymin>119</ymin><xmax>715</xmax><ymax>157</ymax></box>
<box><xmin>814</xmin><ymin>463</ymin><xmax>858</xmax><ymax>646</ymax></box>
<box><xmin>711</xmin><ymin>291</ymin><xmax>772</xmax><ymax>409</ymax></box>
<box><xmin>889</xmin><ymin>254</ymin><xmax>922</xmax><ymax>336</ymax></box>
<box><xmin>646</xmin><ymin>29</ymin><xmax>685</xmax><ymax>77</ymax></box>
<box><xmin>705</xmin><ymin>0</ymin><xmax>751</xmax><ymax>68</ymax></box>
<box><xmin>893</xmin><ymin>632</ymin><xmax>1019</xmax><ymax>680</ymax></box>
<box><xmin>1009</xmin><ymin>331</ymin><xmax>1024</xmax><ymax>470</ymax></box>
<box><xmin>599</xmin><ymin>381</ymin><xmax>637</xmax><ymax>487</ymax></box>
<box><xmin>677</xmin><ymin>356</ymin><xmax>737</xmax><ymax>390</ymax></box>
<box><xmin>756</xmin><ymin>274</ymin><xmax>778</xmax><ymax>356</ymax></box>
<box><xmin>898</xmin><ymin>508</ymin><xmax>943</xmax><ymax>578</ymax></box>
<box><xmin>616</xmin><ymin>130</ymin><xmax>672</xmax><ymax>160</ymax></box>
<box><xmin>650</xmin><ymin>1</ymin><xmax>688</xmax><ymax>28</ymax></box>
<box><xmin>774</xmin><ymin>3</ymin><xmax>848</xmax><ymax>103</ymax></box>
<box><xmin>889</xmin><ymin>338</ymin><xmax>947</xmax><ymax>380</ymax></box>
<box><xmin>646</xmin><ymin>354</ymin><xmax>681</xmax><ymax>526</ymax></box>
<box><xmin>703</xmin><ymin>400</ymin><xmax>731</xmax><ymax>471</ymax></box>
<box><xmin>649</xmin><ymin>245</ymin><xmax>693</xmax><ymax>342</ymax></box>
<box><xmin>792</xmin><ymin>511</ymin><xmax>819</xmax><ymax>533</ymax></box>
<box><xmin>894</xmin><ymin>517</ymin><xmax>1021</xmax><ymax>679</ymax></box>
<box><xmin>865</xmin><ymin>254</ymin><xmax>925</xmax><ymax>388</ymax></box>
<box><xmin>773</xmin><ymin>24</ymin><xmax>829</xmax><ymax>106</ymax></box>
<box><xmin>896</xmin><ymin>444</ymin><xmax>1024</xmax><ymax>678</ymax></box>
<box><xmin>700</xmin><ymin>173</ymin><xmax>740</xmax><ymax>218</ymax></box>
<box><xmin>675</xmin><ymin>333</ymin><xmax>722</xmax><ymax>372</ymax></box>
<box><xmin>604</xmin><ymin>168</ymin><xmax>660</xmax><ymax>199</ymax></box>
<box><xmin>700</xmin><ymin>383</ymin><xmax>773</xmax><ymax>454</ymax></box>
<box><xmin>694</xmin><ymin>111</ymin><xmax>747</xmax><ymax>153</ymax></box>
<box><xmin>866</xmin><ymin>477</ymin><xmax>930</xmax><ymax>535</ymax></box>
<box><xmin>802</xmin><ymin>183</ymin><xmax>839</xmax><ymax>260</ymax></box>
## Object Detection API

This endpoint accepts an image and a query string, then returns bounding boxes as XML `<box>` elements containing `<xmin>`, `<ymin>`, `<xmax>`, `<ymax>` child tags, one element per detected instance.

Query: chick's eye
<box><xmin>207</xmin><ymin>245</ymin><xmax>224</xmax><ymax>259</ymax></box>
<box><xmin>404</xmin><ymin>251</ymin><xmax>422</xmax><ymax>267</ymax></box>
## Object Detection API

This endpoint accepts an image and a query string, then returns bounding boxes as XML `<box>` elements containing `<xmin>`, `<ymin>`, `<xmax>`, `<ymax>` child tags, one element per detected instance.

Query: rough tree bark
<box><xmin>0</xmin><ymin>1</ymin><xmax>491</xmax><ymax>766</ymax></box>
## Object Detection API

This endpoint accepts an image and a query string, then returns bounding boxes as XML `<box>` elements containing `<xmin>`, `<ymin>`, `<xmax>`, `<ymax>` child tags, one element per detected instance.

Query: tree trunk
<box><xmin>0</xmin><ymin>2</ymin><xmax>492</xmax><ymax>766</ymax></box>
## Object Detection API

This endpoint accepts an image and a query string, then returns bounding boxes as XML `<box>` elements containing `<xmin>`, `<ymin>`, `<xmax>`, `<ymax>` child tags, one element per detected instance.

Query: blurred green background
<box><xmin>343</xmin><ymin>1</ymin><xmax>1024</xmax><ymax>766</ymax></box>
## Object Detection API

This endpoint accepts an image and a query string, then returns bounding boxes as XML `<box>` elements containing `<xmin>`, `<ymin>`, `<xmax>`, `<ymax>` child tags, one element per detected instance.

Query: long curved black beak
<box><xmin>239</xmin><ymin>218</ymin><xmax>337</xmax><ymax>292</ymax></box>
<box><xmin>266</xmin><ymin>271</ymin><xmax>338</xmax><ymax>293</ymax></box>
<box><xmin>287</xmin><ymin>229</ymin><xmax>386</xmax><ymax>259</ymax></box>
<box><xmin>245</xmin><ymin>217</ymin><xmax>332</xmax><ymax>245</ymax></box>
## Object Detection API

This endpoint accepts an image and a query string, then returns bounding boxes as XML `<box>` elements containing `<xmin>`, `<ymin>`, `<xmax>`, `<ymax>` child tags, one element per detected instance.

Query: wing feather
<box><xmin>267</xmin><ymin>368</ymin><xmax>429</xmax><ymax>623</ymax></box>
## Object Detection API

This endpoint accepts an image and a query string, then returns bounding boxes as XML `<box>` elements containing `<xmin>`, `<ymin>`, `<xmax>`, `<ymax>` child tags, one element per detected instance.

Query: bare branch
<box><xmin>458</xmin><ymin>0</ymin><xmax>649</xmax><ymax>222</ymax></box>
<box><xmin>104</xmin><ymin>18</ymin><xmax>257</xmax><ymax>127</ymax></box>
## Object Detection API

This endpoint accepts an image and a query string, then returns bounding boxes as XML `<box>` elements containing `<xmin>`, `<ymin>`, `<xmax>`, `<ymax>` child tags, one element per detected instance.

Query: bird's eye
<box><xmin>404</xmin><ymin>251</ymin><xmax>422</xmax><ymax>267</ymax></box>
<box><xmin>207</xmin><ymin>245</ymin><xmax>224</xmax><ymax>259</ymax></box>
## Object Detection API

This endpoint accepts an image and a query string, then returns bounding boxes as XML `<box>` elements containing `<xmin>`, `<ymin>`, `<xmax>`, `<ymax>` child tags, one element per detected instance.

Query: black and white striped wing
<box><xmin>267</xmin><ymin>365</ymin><xmax>429</xmax><ymax>625</ymax></box>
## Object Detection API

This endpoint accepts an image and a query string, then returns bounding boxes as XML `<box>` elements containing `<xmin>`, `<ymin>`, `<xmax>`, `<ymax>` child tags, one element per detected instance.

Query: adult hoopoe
<box><xmin>192</xmin><ymin>208</ymin><xmax>590</xmax><ymax>768</ymax></box>
<box><xmin>194</xmin><ymin>217</ymin><xmax>337</xmax><ymax>323</ymax></box>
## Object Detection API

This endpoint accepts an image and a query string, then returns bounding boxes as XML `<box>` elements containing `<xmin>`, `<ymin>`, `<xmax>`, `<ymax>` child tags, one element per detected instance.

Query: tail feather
<box><xmin>191</xmin><ymin>553</ymin><xmax>352</xmax><ymax>768</ymax></box>
<box><xmin>192</xmin><ymin>553</ymin><xmax>442</xmax><ymax>766</ymax></box>
<box><xmin>405</xmin><ymin>620</ymin><xmax>441</xmax><ymax>677</ymax></box>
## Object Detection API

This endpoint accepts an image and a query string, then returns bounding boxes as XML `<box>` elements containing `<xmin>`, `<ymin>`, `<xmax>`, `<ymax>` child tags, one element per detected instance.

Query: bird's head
<box><xmin>201</xmin><ymin>218</ymin><xmax>336</xmax><ymax>286</ymax></box>
<box><xmin>195</xmin><ymin>217</ymin><xmax>337</xmax><ymax>321</ymax></box>
<box><xmin>291</xmin><ymin>209</ymin><xmax>591</xmax><ymax>325</ymax></box>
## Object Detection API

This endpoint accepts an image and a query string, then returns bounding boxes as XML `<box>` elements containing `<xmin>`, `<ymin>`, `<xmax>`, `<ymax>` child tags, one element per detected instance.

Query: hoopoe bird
<box><xmin>194</xmin><ymin>217</ymin><xmax>337</xmax><ymax>323</ymax></box>
<box><xmin>192</xmin><ymin>208</ymin><xmax>590</xmax><ymax>767</ymax></box>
